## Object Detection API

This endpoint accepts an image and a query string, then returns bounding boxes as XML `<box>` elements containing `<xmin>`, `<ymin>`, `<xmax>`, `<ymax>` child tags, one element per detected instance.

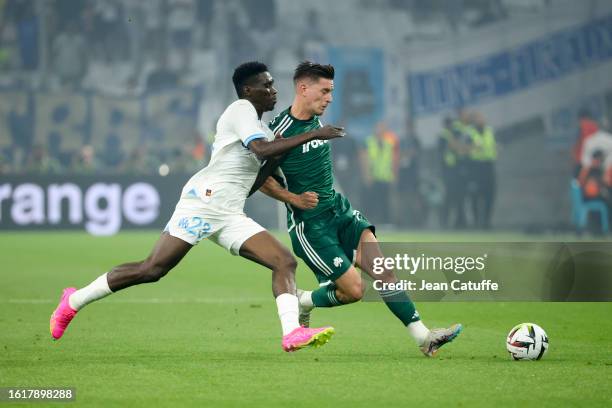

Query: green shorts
<box><xmin>288</xmin><ymin>193</ymin><xmax>374</xmax><ymax>285</ymax></box>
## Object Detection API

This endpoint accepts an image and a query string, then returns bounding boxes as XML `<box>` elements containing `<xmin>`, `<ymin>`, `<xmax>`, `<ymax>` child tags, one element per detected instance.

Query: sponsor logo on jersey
<box><xmin>302</xmin><ymin>139</ymin><xmax>328</xmax><ymax>153</ymax></box>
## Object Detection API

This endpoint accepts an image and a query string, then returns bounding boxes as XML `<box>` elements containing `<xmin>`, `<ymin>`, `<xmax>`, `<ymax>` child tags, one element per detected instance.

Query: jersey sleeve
<box><xmin>230</xmin><ymin>100</ymin><xmax>266</xmax><ymax>147</ymax></box>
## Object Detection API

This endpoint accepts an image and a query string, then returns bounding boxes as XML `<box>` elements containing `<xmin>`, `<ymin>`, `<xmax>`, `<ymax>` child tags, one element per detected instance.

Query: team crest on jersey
<box><xmin>333</xmin><ymin>257</ymin><xmax>343</xmax><ymax>268</ymax></box>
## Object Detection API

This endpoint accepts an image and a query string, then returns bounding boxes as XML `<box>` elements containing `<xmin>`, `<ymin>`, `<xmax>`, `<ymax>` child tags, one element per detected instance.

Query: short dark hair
<box><xmin>293</xmin><ymin>61</ymin><xmax>334</xmax><ymax>84</ymax></box>
<box><xmin>232</xmin><ymin>61</ymin><xmax>268</xmax><ymax>97</ymax></box>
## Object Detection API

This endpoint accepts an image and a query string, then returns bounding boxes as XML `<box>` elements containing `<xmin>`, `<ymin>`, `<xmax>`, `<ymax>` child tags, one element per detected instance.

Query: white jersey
<box><xmin>180</xmin><ymin>99</ymin><xmax>274</xmax><ymax>215</ymax></box>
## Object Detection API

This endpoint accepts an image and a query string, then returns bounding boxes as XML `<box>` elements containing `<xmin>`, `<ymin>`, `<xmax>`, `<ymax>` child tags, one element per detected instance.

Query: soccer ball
<box><xmin>506</xmin><ymin>323</ymin><xmax>549</xmax><ymax>360</ymax></box>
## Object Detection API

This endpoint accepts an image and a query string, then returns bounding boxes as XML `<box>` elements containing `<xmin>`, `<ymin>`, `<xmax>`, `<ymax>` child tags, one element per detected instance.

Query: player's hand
<box><xmin>291</xmin><ymin>191</ymin><xmax>319</xmax><ymax>210</ymax></box>
<box><xmin>314</xmin><ymin>125</ymin><xmax>345</xmax><ymax>140</ymax></box>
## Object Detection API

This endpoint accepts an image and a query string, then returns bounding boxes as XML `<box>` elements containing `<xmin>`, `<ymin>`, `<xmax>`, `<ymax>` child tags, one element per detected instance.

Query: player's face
<box><xmin>247</xmin><ymin>72</ymin><xmax>278</xmax><ymax>112</ymax></box>
<box><xmin>304</xmin><ymin>78</ymin><xmax>334</xmax><ymax>116</ymax></box>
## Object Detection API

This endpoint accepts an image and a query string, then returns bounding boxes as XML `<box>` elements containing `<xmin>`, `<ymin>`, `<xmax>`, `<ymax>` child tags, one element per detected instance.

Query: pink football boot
<box><xmin>50</xmin><ymin>288</ymin><xmax>78</xmax><ymax>340</ymax></box>
<box><xmin>282</xmin><ymin>326</ymin><xmax>335</xmax><ymax>352</ymax></box>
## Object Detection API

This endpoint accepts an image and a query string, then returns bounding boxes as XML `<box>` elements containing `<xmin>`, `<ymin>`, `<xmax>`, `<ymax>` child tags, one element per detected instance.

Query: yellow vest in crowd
<box><xmin>469</xmin><ymin>126</ymin><xmax>497</xmax><ymax>161</ymax></box>
<box><xmin>452</xmin><ymin>119</ymin><xmax>475</xmax><ymax>159</ymax></box>
<box><xmin>440</xmin><ymin>128</ymin><xmax>457</xmax><ymax>167</ymax></box>
<box><xmin>366</xmin><ymin>135</ymin><xmax>395</xmax><ymax>183</ymax></box>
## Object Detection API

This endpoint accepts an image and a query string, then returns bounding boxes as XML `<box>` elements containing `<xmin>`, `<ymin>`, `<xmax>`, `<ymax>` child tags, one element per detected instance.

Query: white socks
<box><xmin>297</xmin><ymin>290</ymin><xmax>314</xmax><ymax>309</ymax></box>
<box><xmin>407</xmin><ymin>320</ymin><xmax>430</xmax><ymax>345</ymax></box>
<box><xmin>68</xmin><ymin>273</ymin><xmax>113</xmax><ymax>311</ymax></box>
<box><xmin>275</xmin><ymin>293</ymin><xmax>300</xmax><ymax>336</ymax></box>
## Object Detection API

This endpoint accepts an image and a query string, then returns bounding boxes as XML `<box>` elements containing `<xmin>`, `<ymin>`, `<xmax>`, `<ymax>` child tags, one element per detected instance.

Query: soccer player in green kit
<box><xmin>257</xmin><ymin>61</ymin><xmax>462</xmax><ymax>356</ymax></box>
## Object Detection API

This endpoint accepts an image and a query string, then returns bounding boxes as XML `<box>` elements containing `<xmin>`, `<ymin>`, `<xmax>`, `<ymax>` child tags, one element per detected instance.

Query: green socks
<box><xmin>312</xmin><ymin>284</ymin><xmax>343</xmax><ymax>307</ymax></box>
<box><xmin>379</xmin><ymin>289</ymin><xmax>420</xmax><ymax>326</ymax></box>
<box><xmin>310</xmin><ymin>284</ymin><xmax>421</xmax><ymax>327</ymax></box>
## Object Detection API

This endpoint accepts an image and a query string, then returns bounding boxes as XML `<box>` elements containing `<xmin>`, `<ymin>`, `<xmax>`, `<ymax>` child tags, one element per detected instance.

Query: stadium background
<box><xmin>1</xmin><ymin>1</ymin><xmax>611</xmax><ymax>407</ymax></box>
<box><xmin>2</xmin><ymin>0</ymin><xmax>612</xmax><ymax>233</ymax></box>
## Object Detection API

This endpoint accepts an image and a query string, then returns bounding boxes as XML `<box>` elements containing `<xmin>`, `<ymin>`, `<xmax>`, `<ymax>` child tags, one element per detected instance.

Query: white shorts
<box><xmin>164</xmin><ymin>208</ymin><xmax>265</xmax><ymax>255</ymax></box>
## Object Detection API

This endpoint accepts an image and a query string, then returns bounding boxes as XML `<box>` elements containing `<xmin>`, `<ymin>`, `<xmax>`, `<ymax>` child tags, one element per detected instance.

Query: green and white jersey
<box><xmin>269</xmin><ymin>106</ymin><xmax>336</xmax><ymax>228</ymax></box>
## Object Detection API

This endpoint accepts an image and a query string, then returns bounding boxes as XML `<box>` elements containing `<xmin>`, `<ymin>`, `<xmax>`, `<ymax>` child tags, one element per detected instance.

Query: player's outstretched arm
<box><xmin>259</xmin><ymin>176</ymin><xmax>319</xmax><ymax>210</ymax></box>
<box><xmin>248</xmin><ymin>156</ymin><xmax>284</xmax><ymax>197</ymax></box>
<box><xmin>248</xmin><ymin>125</ymin><xmax>344</xmax><ymax>160</ymax></box>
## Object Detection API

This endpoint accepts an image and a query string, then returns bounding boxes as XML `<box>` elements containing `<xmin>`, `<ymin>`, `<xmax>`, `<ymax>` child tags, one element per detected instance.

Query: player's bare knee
<box><xmin>337</xmin><ymin>283</ymin><xmax>364</xmax><ymax>303</ymax></box>
<box><xmin>348</xmin><ymin>283</ymin><xmax>365</xmax><ymax>302</ymax></box>
<box><xmin>274</xmin><ymin>252</ymin><xmax>298</xmax><ymax>273</ymax></box>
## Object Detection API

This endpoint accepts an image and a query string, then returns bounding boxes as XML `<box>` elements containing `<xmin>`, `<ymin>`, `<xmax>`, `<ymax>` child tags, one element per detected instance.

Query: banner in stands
<box><xmin>0</xmin><ymin>87</ymin><xmax>203</xmax><ymax>156</ymax></box>
<box><xmin>0</xmin><ymin>175</ymin><xmax>186</xmax><ymax>235</ymax></box>
<box><xmin>409</xmin><ymin>14</ymin><xmax>612</xmax><ymax>116</ymax></box>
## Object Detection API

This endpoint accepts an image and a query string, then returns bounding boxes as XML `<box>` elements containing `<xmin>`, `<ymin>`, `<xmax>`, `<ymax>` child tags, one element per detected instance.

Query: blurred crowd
<box><xmin>0</xmin><ymin>134</ymin><xmax>207</xmax><ymax>176</ymax></box>
<box><xmin>437</xmin><ymin>110</ymin><xmax>498</xmax><ymax>230</ymax></box>
<box><xmin>330</xmin><ymin>111</ymin><xmax>498</xmax><ymax>230</ymax></box>
<box><xmin>0</xmin><ymin>0</ymin><xmax>522</xmax><ymax>85</ymax></box>
<box><xmin>327</xmin><ymin>121</ymin><xmax>418</xmax><ymax>229</ymax></box>
<box><xmin>571</xmin><ymin>108</ymin><xmax>612</xmax><ymax>231</ymax></box>
<box><xmin>0</xmin><ymin>0</ymin><xmax>286</xmax><ymax>177</ymax></box>
<box><xmin>0</xmin><ymin>0</ymin><xmax>598</xmax><ymax>234</ymax></box>
<box><xmin>0</xmin><ymin>0</ymin><xmax>278</xmax><ymax>91</ymax></box>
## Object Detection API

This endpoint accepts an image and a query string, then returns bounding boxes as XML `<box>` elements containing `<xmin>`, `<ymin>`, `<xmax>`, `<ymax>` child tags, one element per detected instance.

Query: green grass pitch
<box><xmin>1</xmin><ymin>231</ymin><xmax>611</xmax><ymax>407</ymax></box>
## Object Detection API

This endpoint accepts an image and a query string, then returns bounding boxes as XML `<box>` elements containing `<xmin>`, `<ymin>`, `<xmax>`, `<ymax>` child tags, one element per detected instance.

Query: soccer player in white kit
<box><xmin>49</xmin><ymin>62</ymin><xmax>345</xmax><ymax>352</ymax></box>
